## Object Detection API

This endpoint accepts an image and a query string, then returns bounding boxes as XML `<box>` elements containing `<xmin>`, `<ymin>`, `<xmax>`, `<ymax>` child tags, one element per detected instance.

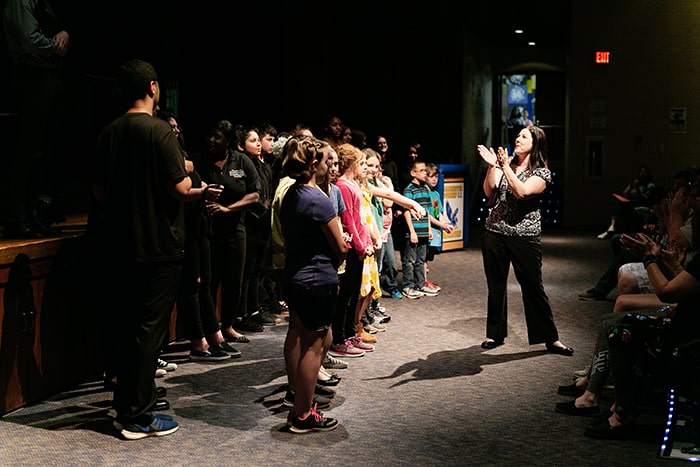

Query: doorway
<box><xmin>500</xmin><ymin>74</ymin><xmax>536</xmax><ymax>152</ymax></box>
<box><xmin>497</xmin><ymin>72</ymin><xmax>566</xmax><ymax>228</ymax></box>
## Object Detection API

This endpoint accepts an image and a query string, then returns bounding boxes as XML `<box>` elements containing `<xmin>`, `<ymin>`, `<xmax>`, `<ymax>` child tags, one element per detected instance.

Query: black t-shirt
<box><xmin>94</xmin><ymin>112</ymin><xmax>188</xmax><ymax>263</ymax></box>
<box><xmin>245</xmin><ymin>156</ymin><xmax>273</xmax><ymax>235</ymax></box>
<box><xmin>195</xmin><ymin>150</ymin><xmax>261</xmax><ymax>240</ymax></box>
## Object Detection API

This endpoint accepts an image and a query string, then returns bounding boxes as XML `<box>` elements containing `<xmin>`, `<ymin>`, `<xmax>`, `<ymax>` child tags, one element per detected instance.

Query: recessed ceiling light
<box><xmin>515</xmin><ymin>29</ymin><xmax>524</xmax><ymax>34</ymax></box>
<box><xmin>528</xmin><ymin>41</ymin><xmax>536</xmax><ymax>46</ymax></box>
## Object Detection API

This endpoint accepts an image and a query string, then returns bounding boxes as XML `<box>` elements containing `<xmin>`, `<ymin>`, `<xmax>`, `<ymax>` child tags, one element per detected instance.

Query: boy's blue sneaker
<box><xmin>390</xmin><ymin>289</ymin><xmax>403</xmax><ymax>299</ymax></box>
<box><xmin>116</xmin><ymin>413</ymin><xmax>179</xmax><ymax>440</ymax></box>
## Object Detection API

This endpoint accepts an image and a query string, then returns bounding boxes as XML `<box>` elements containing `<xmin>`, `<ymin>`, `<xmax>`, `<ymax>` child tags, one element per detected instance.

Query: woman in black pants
<box><xmin>194</xmin><ymin>120</ymin><xmax>261</xmax><ymax>343</ymax></box>
<box><xmin>477</xmin><ymin>126</ymin><xmax>573</xmax><ymax>355</ymax></box>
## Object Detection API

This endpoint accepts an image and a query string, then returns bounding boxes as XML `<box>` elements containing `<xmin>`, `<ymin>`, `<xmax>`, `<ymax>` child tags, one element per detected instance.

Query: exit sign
<box><xmin>595</xmin><ymin>51</ymin><xmax>610</xmax><ymax>63</ymax></box>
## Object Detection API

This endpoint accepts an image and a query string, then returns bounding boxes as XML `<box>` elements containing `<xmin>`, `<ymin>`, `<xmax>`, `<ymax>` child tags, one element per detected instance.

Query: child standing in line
<box><xmin>402</xmin><ymin>160</ymin><xmax>437</xmax><ymax>299</ymax></box>
<box><xmin>424</xmin><ymin>163</ymin><xmax>455</xmax><ymax>293</ymax></box>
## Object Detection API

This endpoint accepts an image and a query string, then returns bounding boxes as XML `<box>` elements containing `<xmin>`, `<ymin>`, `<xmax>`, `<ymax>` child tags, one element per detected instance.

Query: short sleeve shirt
<box><xmin>196</xmin><ymin>150</ymin><xmax>261</xmax><ymax>240</ymax></box>
<box><xmin>403</xmin><ymin>182</ymin><xmax>431</xmax><ymax>238</ymax></box>
<box><xmin>281</xmin><ymin>184</ymin><xmax>339</xmax><ymax>287</ymax></box>
<box><xmin>94</xmin><ymin>113</ymin><xmax>187</xmax><ymax>263</ymax></box>
<box><xmin>485</xmin><ymin>167</ymin><xmax>551</xmax><ymax>237</ymax></box>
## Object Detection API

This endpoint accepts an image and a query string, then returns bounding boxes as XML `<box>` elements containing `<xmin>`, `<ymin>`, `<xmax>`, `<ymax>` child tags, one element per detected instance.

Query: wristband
<box><xmin>642</xmin><ymin>254</ymin><xmax>657</xmax><ymax>268</ymax></box>
<box><xmin>201</xmin><ymin>185</ymin><xmax>210</xmax><ymax>199</ymax></box>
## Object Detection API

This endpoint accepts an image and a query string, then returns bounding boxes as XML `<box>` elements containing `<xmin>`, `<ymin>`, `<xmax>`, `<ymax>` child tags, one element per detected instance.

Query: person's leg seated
<box><xmin>613</xmin><ymin>293</ymin><xmax>666</xmax><ymax>313</ymax></box>
<box><xmin>617</xmin><ymin>271</ymin><xmax>641</xmax><ymax>295</ymax></box>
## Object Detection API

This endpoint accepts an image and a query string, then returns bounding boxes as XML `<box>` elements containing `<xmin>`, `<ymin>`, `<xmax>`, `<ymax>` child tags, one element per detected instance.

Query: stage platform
<box><xmin>0</xmin><ymin>215</ymin><xmax>104</xmax><ymax>415</ymax></box>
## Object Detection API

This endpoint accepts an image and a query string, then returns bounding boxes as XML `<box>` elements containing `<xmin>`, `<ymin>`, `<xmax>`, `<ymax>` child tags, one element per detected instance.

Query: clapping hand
<box><xmin>619</xmin><ymin>232</ymin><xmax>660</xmax><ymax>258</ymax></box>
<box><xmin>477</xmin><ymin>145</ymin><xmax>507</xmax><ymax>168</ymax></box>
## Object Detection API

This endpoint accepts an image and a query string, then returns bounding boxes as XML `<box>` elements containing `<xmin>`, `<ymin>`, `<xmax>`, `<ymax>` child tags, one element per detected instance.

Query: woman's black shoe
<box><xmin>584</xmin><ymin>418</ymin><xmax>635</xmax><ymax>440</ymax></box>
<box><xmin>150</xmin><ymin>399</ymin><xmax>170</xmax><ymax>411</ymax></box>
<box><xmin>237</xmin><ymin>316</ymin><xmax>264</xmax><ymax>333</ymax></box>
<box><xmin>546</xmin><ymin>343</ymin><xmax>574</xmax><ymax>356</ymax></box>
<box><xmin>557</xmin><ymin>382</ymin><xmax>585</xmax><ymax>397</ymax></box>
<box><xmin>481</xmin><ymin>340</ymin><xmax>504</xmax><ymax>350</ymax></box>
<box><xmin>314</xmin><ymin>384</ymin><xmax>336</xmax><ymax>398</ymax></box>
<box><xmin>317</xmin><ymin>375</ymin><xmax>341</xmax><ymax>386</ymax></box>
<box><xmin>225</xmin><ymin>334</ymin><xmax>251</xmax><ymax>344</ymax></box>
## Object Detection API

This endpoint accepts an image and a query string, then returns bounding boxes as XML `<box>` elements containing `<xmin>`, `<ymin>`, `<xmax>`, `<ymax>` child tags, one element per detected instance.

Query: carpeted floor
<box><xmin>0</xmin><ymin>227</ymin><xmax>695</xmax><ymax>466</ymax></box>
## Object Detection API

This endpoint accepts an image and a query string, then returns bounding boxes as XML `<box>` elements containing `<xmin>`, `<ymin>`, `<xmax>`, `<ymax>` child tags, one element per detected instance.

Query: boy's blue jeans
<box><xmin>402</xmin><ymin>237</ymin><xmax>427</xmax><ymax>289</ymax></box>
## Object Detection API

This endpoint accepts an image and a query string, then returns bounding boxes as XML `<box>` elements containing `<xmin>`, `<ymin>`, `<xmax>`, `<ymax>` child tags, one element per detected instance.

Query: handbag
<box><xmin>609</xmin><ymin>312</ymin><xmax>674</xmax><ymax>377</ymax></box>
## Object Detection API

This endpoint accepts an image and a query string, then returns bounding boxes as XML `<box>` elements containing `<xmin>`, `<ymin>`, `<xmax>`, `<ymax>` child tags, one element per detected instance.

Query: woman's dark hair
<box><xmin>211</xmin><ymin>119</ymin><xmax>235</xmax><ymax>145</ymax></box>
<box><xmin>234</xmin><ymin>124</ymin><xmax>259</xmax><ymax>153</ymax></box>
<box><xmin>526</xmin><ymin>126</ymin><xmax>549</xmax><ymax>170</ymax></box>
<box><xmin>351</xmin><ymin>128</ymin><xmax>366</xmax><ymax>149</ymax></box>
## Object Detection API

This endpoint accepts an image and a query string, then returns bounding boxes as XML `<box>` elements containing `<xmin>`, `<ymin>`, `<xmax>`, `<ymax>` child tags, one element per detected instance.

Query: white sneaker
<box><xmin>155</xmin><ymin>368</ymin><xmax>167</xmax><ymax>378</ymax></box>
<box><xmin>323</xmin><ymin>354</ymin><xmax>349</xmax><ymax>369</ymax></box>
<box><xmin>157</xmin><ymin>358</ymin><xmax>178</xmax><ymax>372</ymax></box>
<box><xmin>367</xmin><ymin>320</ymin><xmax>387</xmax><ymax>332</ymax></box>
<box><xmin>417</xmin><ymin>286</ymin><xmax>438</xmax><ymax>297</ymax></box>
<box><xmin>402</xmin><ymin>287</ymin><xmax>422</xmax><ymax>299</ymax></box>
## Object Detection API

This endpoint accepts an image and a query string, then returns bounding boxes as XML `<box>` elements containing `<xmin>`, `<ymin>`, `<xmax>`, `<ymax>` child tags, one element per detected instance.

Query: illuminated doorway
<box><xmin>500</xmin><ymin>74</ymin><xmax>536</xmax><ymax>152</ymax></box>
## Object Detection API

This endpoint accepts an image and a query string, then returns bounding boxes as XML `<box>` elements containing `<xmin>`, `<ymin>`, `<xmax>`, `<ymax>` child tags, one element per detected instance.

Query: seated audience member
<box><xmin>611</xmin><ymin>183</ymin><xmax>698</xmax><ymax>313</ymax></box>
<box><xmin>584</xmin><ymin>213</ymin><xmax>700</xmax><ymax>440</ymax></box>
<box><xmin>597</xmin><ymin>165</ymin><xmax>656</xmax><ymax>240</ymax></box>
<box><xmin>578</xmin><ymin>233</ymin><xmax>637</xmax><ymax>300</ymax></box>
<box><xmin>555</xmin><ymin>306</ymin><xmax>671</xmax><ymax>417</ymax></box>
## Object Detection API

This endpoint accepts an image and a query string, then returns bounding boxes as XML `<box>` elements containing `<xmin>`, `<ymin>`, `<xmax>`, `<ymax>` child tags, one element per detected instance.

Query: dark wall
<box><xmin>2</xmin><ymin>1</ymin><xmax>568</xmax><ymax>216</ymax></box>
<box><xmin>176</xmin><ymin>1</ymin><xmax>464</xmax><ymax>163</ymax></box>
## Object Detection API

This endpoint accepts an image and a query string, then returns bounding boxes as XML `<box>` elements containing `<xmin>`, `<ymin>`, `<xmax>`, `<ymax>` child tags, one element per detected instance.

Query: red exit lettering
<box><xmin>595</xmin><ymin>51</ymin><xmax>610</xmax><ymax>64</ymax></box>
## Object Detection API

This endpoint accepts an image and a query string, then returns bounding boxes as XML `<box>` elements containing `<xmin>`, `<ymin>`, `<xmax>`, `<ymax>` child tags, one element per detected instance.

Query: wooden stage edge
<box><xmin>0</xmin><ymin>214</ymin><xmax>96</xmax><ymax>416</ymax></box>
<box><xmin>0</xmin><ymin>214</ymin><xmax>88</xmax><ymax>262</ymax></box>
<box><xmin>0</xmin><ymin>213</ymin><xmax>187</xmax><ymax>416</ymax></box>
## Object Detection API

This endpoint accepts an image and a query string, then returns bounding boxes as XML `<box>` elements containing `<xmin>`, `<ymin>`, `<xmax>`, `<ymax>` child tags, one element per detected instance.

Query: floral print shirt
<box><xmin>485</xmin><ymin>167</ymin><xmax>551</xmax><ymax>237</ymax></box>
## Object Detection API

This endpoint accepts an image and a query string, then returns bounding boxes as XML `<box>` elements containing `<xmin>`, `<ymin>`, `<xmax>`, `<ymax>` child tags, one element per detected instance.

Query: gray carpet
<box><xmin>0</xmin><ymin>227</ymin><xmax>692</xmax><ymax>466</ymax></box>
